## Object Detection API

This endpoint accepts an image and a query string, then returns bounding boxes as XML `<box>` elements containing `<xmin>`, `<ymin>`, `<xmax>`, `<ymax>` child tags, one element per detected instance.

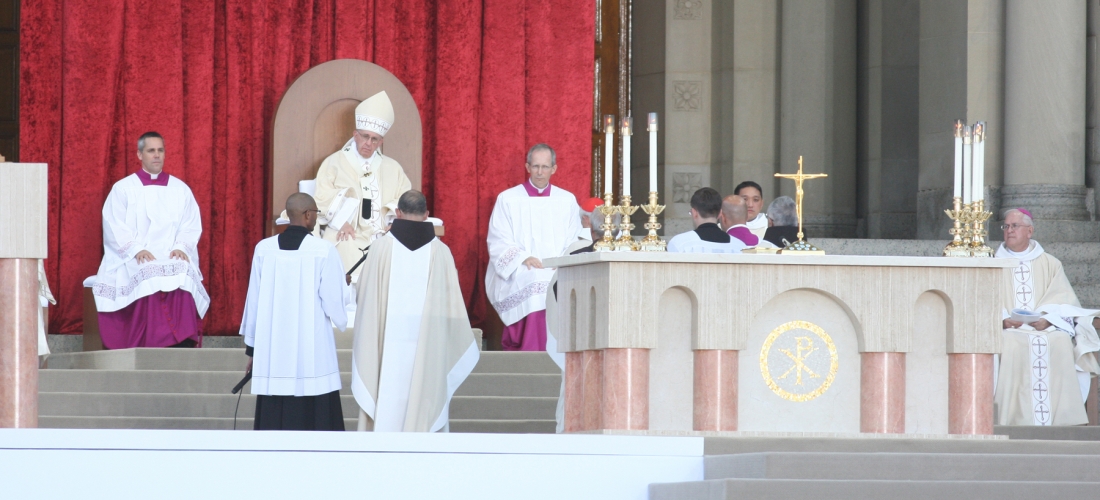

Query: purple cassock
<box><xmin>94</xmin><ymin>168</ymin><xmax>205</xmax><ymax>349</ymax></box>
<box><xmin>726</xmin><ymin>225</ymin><xmax>759</xmax><ymax>246</ymax></box>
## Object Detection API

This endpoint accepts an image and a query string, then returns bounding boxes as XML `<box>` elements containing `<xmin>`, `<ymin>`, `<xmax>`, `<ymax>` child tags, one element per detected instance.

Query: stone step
<box><xmin>37</xmin><ymin>392</ymin><xmax>360</xmax><ymax>419</ymax></box>
<box><xmin>448</xmin><ymin>396</ymin><xmax>558</xmax><ymax>420</ymax></box>
<box><xmin>995</xmin><ymin>425</ymin><xmax>1100</xmax><ymax>441</ymax></box>
<box><xmin>702</xmin><ymin>436</ymin><xmax>1100</xmax><ymax>456</ymax></box>
<box><xmin>448</xmin><ymin>419</ymin><xmax>557</xmax><ymax>434</ymax></box>
<box><xmin>649</xmin><ymin>479</ymin><xmax>1099</xmax><ymax>500</ymax></box>
<box><xmin>38</xmin><ymin>370</ymin><xmax>560</xmax><ymax>398</ymax></box>
<box><xmin>45</xmin><ymin>349</ymin><xmax>560</xmax><ymax>375</ymax></box>
<box><xmin>703</xmin><ymin>452</ymin><xmax>1100</xmax><ymax>482</ymax></box>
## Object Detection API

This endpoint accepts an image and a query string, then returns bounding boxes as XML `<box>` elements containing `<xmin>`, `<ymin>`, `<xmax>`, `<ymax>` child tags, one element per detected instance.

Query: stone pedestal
<box><xmin>549</xmin><ymin>252</ymin><xmax>1012</xmax><ymax>435</ymax></box>
<box><xmin>0</xmin><ymin>163</ymin><xmax>48</xmax><ymax>428</ymax></box>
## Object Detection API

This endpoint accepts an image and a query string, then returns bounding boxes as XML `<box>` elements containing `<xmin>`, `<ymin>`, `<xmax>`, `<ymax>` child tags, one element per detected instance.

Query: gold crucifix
<box><xmin>775</xmin><ymin>156</ymin><xmax>827</xmax><ymax>243</ymax></box>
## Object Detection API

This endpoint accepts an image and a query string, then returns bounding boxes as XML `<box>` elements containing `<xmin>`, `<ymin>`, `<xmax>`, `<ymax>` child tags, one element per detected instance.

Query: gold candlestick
<box><xmin>969</xmin><ymin>199</ymin><xmax>993</xmax><ymax>257</ymax></box>
<box><xmin>594</xmin><ymin>192</ymin><xmax>618</xmax><ymax>252</ymax></box>
<box><xmin>614</xmin><ymin>195</ymin><xmax>640</xmax><ymax>251</ymax></box>
<box><xmin>639</xmin><ymin>191</ymin><xmax>667</xmax><ymax>252</ymax></box>
<box><xmin>942</xmin><ymin>196</ymin><xmax>971</xmax><ymax>257</ymax></box>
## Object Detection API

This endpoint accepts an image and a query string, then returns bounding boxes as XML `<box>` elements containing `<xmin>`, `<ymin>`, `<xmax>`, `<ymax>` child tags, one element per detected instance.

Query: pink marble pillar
<box><xmin>564</xmin><ymin>351</ymin><xmax>585</xmax><ymax>432</ymax></box>
<box><xmin>581</xmin><ymin>349</ymin><xmax>603</xmax><ymax>430</ymax></box>
<box><xmin>860</xmin><ymin>352</ymin><xmax>905</xmax><ymax>433</ymax></box>
<box><xmin>601</xmin><ymin>348</ymin><xmax>649</xmax><ymax>430</ymax></box>
<box><xmin>693</xmin><ymin>349</ymin><xmax>738</xmax><ymax>431</ymax></box>
<box><xmin>0</xmin><ymin>259</ymin><xmax>39</xmax><ymax>428</ymax></box>
<box><xmin>949</xmin><ymin>353</ymin><xmax>994</xmax><ymax>435</ymax></box>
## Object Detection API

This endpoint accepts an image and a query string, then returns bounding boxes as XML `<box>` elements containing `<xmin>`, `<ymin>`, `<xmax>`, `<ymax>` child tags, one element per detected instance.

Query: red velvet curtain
<box><xmin>20</xmin><ymin>0</ymin><xmax>594</xmax><ymax>335</ymax></box>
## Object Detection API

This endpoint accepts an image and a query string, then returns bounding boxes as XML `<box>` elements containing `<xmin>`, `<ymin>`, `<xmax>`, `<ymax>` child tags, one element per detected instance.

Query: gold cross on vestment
<box><xmin>774</xmin><ymin>156</ymin><xmax>827</xmax><ymax>242</ymax></box>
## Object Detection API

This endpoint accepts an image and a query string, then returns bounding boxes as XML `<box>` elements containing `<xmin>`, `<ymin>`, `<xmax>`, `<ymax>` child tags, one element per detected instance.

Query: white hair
<box><xmin>1003</xmin><ymin>208</ymin><xmax>1034</xmax><ymax>227</ymax></box>
<box><xmin>581</xmin><ymin>209</ymin><xmax>620</xmax><ymax>239</ymax></box>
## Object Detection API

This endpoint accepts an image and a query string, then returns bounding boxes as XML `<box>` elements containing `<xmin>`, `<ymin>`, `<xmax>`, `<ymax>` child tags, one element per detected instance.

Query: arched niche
<box><xmin>269</xmin><ymin>59</ymin><xmax>423</xmax><ymax>233</ymax></box>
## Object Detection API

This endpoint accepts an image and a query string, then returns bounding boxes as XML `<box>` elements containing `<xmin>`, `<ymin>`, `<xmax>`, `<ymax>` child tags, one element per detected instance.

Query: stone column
<box><xmin>601</xmin><ymin>348</ymin><xmax>650</xmax><ymax>430</ymax></box>
<box><xmin>563</xmin><ymin>352</ymin><xmax>585</xmax><ymax>432</ymax></box>
<box><xmin>779</xmin><ymin>0</ymin><xmax>858</xmax><ymax>237</ymax></box>
<box><xmin>948</xmin><ymin>353</ymin><xmax>994</xmax><ymax>434</ymax></box>
<box><xmin>711</xmin><ymin>0</ymin><xmax>780</xmax><ymax>199</ymax></box>
<box><xmin>859</xmin><ymin>352</ymin><xmax>905</xmax><ymax>433</ymax></box>
<box><xmin>693</xmin><ymin>350</ymin><xmax>738</xmax><ymax>431</ymax></box>
<box><xmin>0</xmin><ymin>163</ymin><xmax>47</xmax><ymax>429</ymax></box>
<box><xmin>1087</xmin><ymin>0</ymin><xmax>1100</xmax><ymax>217</ymax></box>
<box><xmin>917</xmin><ymin>0</ymin><xmax>1005</xmax><ymax>240</ymax></box>
<box><xmin>1003</xmin><ymin>0</ymin><xmax>1092</xmax><ymax>240</ymax></box>
<box><xmin>663</xmin><ymin>0</ymin><xmax>713</xmax><ymax>236</ymax></box>
<box><xmin>859</xmin><ymin>0</ymin><xmax>920</xmax><ymax>239</ymax></box>
<box><xmin>581</xmin><ymin>349</ymin><xmax>603</xmax><ymax>430</ymax></box>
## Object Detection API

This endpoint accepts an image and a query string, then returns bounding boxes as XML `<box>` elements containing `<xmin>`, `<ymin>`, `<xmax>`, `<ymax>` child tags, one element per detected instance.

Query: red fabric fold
<box><xmin>21</xmin><ymin>0</ymin><xmax>595</xmax><ymax>335</ymax></box>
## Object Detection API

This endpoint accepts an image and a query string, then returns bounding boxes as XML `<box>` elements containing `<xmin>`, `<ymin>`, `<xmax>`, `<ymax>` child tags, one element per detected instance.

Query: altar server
<box><xmin>719</xmin><ymin>194</ymin><xmax>762</xmax><ymax>247</ymax></box>
<box><xmin>85</xmin><ymin>132</ymin><xmax>207</xmax><ymax>349</ymax></box>
<box><xmin>995</xmin><ymin>208</ymin><xmax>1100</xmax><ymax>426</ymax></box>
<box><xmin>735</xmin><ymin>181</ymin><xmax>768</xmax><ymax>240</ymax></box>
<box><xmin>668</xmin><ymin>188</ymin><xmax>747</xmax><ymax>254</ymax></box>
<box><xmin>351</xmin><ymin>190</ymin><xmax>479</xmax><ymax>432</ymax></box>
<box><xmin>486</xmin><ymin>144</ymin><xmax>582</xmax><ymax>351</ymax></box>
<box><xmin>240</xmin><ymin>193</ymin><xmax>348</xmax><ymax>431</ymax></box>
<box><xmin>313</xmin><ymin>90</ymin><xmax>412</xmax><ymax>278</ymax></box>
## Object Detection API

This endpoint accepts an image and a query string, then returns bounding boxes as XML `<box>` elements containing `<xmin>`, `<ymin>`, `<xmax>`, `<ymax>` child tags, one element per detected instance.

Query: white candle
<box><xmin>621</xmin><ymin>116</ymin><xmax>633</xmax><ymax>197</ymax></box>
<box><xmin>962</xmin><ymin>125</ymin><xmax>972</xmax><ymax>204</ymax></box>
<box><xmin>603</xmin><ymin>115</ymin><xmax>615</xmax><ymax>195</ymax></box>
<box><xmin>974</xmin><ymin>122</ymin><xmax>985</xmax><ymax>203</ymax></box>
<box><xmin>953</xmin><ymin>120</ymin><xmax>963</xmax><ymax>199</ymax></box>
<box><xmin>648</xmin><ymin>113</ymin><xmax>658</xmax><ymax>193</ymax></box>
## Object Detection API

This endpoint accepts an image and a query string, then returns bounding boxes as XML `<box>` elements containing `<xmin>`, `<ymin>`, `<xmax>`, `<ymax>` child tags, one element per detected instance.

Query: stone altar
<box><xmin>545</xmin><ymin>252</ymin><xmax>1016</xmax><ymax>435</ymax></box>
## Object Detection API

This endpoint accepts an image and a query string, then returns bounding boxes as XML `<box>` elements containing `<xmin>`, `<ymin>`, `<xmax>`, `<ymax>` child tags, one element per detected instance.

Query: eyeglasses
<box><xmin>355</xmin><ymin>131</ymin><xmax>382</xmax><ymax>145</ymax></box>
<box><xmin>1000</xmin><ymin>223</ymin><xmax>1030</xmax><ymax>231</ymax></box>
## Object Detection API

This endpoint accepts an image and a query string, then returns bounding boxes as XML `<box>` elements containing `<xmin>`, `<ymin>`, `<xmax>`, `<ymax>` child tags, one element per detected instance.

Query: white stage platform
<box><xmin>0</xmin><ymin>429</ymin><xmax>702</xmax><ymax>499</ymax></box>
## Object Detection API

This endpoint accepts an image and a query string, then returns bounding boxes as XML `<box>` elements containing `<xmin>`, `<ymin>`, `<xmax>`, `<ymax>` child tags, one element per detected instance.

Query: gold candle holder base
<box><xmin>594</xmin><ymin>192</ymin><xmax>618</xmax><ymax>252</ymax></box>
<box><xmin>943</xmin><ymin>196</ymin><xmax>971</xmax><ymax>257</ymax></box>
<box><xmin>968</xmin><ymin>200</ymin><xmax>994</xmax><ymax>257</ymax></box>
<box><xmin>614</xmin><ymin>195</ymin><xmax>640</xmax><ymax>251</ymax></box>
<box><xmin>639</xmin><ymin>191</ymin><xmax>667</xmax><ymax>252</ymax></box>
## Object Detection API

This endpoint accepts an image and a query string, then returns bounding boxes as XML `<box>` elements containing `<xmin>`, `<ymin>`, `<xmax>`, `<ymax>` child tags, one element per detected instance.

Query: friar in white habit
<box><xmin>313</xmin><ymin>90</ymin><xmax>412</xmax><ymax>279</ymax></box>
<box><xmin>240</xmin><ymin>193</ymin><xmax>348</xmax><ymax>431</ymax></box>
<box><xmin>995</xmin><ymin>208</ymin><xmax>1100</xmax><ymax>426</ymax></box>
<box><xmin>667</xmin><ymin>187</ymin><xmax>747</xmax><ymax>254</ymax></box>
<box><xmin>351</xmin><ymin>190</ymin><xmax>479</xmax><ymax>432</ymax></box>
<box><xmin>85</xmin><ymin>132</ymin><xmax>208</xmax><ymax>349</ymax></box>
<box><xmin>486</xmin><ymin>143</ymin><xmax>582</xmax><ymax>351</ymax></box>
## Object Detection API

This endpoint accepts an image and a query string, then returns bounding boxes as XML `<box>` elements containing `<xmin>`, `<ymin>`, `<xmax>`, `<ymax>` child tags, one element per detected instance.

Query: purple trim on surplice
<box><xmin>136</xmin><ymin>169</ymin><xmax>170</xmax><ymax>186</ymax></box>
<box><xmin>523</xmin><ymin>179</ymin><xmax>551</xmax><ymax>197</ymax></box>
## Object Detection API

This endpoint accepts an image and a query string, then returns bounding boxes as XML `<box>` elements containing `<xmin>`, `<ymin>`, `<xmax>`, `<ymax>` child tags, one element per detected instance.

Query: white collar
<box><xmin>746</xmin><ymin>213</ymin><xmax>768</xmax><ymax>229</ymax></box>
<box><xmin>995</xmin><ymin>240</ymin><xmax>1045</xmax><ymax>262</ymax></box>
<box><xmin>142</xmin><ymin>168</ymin><xmax>159</xmax><ymax>179</ymax></box>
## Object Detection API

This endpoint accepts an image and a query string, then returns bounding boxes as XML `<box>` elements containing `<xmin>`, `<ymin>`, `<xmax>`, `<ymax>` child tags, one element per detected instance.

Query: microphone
<box><xmin>231</xmin><ymin>370</ymin><xmax>252</xmax><ymax>394</ymax></box>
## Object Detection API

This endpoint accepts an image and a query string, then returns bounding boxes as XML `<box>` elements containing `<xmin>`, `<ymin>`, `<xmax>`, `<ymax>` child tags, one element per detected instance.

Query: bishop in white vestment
<box><xmin>995</xmin><ymin>208</ymin><xmax>1100</xmax><ymax>426</ymax></box>
<box><xmin>240</xmin><ymin>193</ymin><xmax>348</xmax><ymax>431</ymax></box>
<box><xmin>668</xmin><ymin>188</ymin><xmax>747</xmax><ymax>254</ymax></box>
<box><xmin>313</xmin><ymin>91</ymin><xmax>412</xmax><ymax>278</ymax></box>
<box><xmin>486</xmin><ymin>144</ymin><xmax>582</xmax><ymax>351</ymax></box>
<box><xmin>85</xmin><ymin>132</ymin><xmax>208</xmax><ymax>349</ymax></box>
<box><xmin>351</xmin><ymin>190</ymin><xmax>479</xmax><ymax>432</ymax></box>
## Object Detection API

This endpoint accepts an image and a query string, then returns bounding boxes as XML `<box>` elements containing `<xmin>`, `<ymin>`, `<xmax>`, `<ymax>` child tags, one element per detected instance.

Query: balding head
<box><xmin>719</xmin><ymin>194</ymin><xmax>747</xmax><ymax>231</ymax></box>
<box><xmin>396</xmin><ymin>190</ymin><xmax>429</xmax><ymax>221</ymax></box>
<box><xmin>286</xmin><ymin>193</ymin><xmax>319</xmax><ymax>231</ymax></box>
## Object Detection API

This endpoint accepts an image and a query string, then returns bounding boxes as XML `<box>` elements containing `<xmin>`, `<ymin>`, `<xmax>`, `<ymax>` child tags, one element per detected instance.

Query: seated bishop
<box><xmin>351</xmin><ymin>190</ymin><xmax>479</xmax><ymax>432</ymax></box>
<box><xmin>85</xmin><ymin>132</ymin><xmax>208</xmax><ymax>349</ymax></box>
<box><xmin>313</xmin><ymin>90</ymin><xmax>412</xmax><ymax>279</ymax></box>
<box><xmin>486</xmin><ymin>144</ymin><xmax>582</xmax><ymax>351</ymax></box>
<box><xmin>762</xmin><ymin>196</ymin><xmax>800</xmax><ymax>248</ymax></box>
<box><xmin>995</xmin><ymin>208</ymin><xmax>1100</xmax><ymax>426</ymax></box>
<box><xmin>667</xmin><ymin>188</ymin><xmax>747</xmax><ymax>254</ymax></box>
<box><xmin>240</xmin><ymin>193</ymin><xmax>348</xmax><ymax>431</ymax></box>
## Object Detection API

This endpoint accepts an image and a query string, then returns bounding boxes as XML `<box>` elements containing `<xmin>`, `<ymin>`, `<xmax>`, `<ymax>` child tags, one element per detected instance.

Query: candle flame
<box><xmin>647</xmin><ymin>112</ymin><xmax>658</xmax><ymax>131</ymax></box>
<box><xmin>954</xmin><ymin>120</ymin><xmax>964</xmax><ymax>138</ymax></box>
<box><xmin>603</xmin><ymin>115</ymin><xmax>615</xmax><ymax>135</ymax></box>
<box><xmin>621</xmin><ymin>116</ymin><xmax>633</xmax><ymax>135</ymax></box>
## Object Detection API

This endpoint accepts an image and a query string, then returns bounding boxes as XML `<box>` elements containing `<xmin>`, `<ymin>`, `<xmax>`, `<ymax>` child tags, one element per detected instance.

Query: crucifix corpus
<box><xmin>774</xmin><ymin>155</ymin><xmax>827</xmax><ymax>255</ymax></box>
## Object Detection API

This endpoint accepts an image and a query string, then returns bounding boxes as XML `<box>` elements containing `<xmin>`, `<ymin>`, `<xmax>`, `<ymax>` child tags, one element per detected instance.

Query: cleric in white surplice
<box><xmin>351</xmin><ymin>190</ymin><xmax>479</xmax><ymax>432</ymax></box>
<box><xmin>240</xmin><ymin>193</ymin><xmax>348</xmax><ymax>431</ymax></box>
<box><xmin>995</xmin><ymin>208</ymin><xmax>1100</xmax><ymax>426</ymax></box>
<box><xmin>485</xmin><ymin>143</ymin><xmax>582</xmax><ymax>351</ymax></box>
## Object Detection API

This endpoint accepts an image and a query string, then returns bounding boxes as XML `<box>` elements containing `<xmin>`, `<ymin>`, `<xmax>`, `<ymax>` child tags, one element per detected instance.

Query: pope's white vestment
<box><xmin>994</xmin><ymin>240</ymin><xmax>1100</xmax><ymax>426</ymax></box>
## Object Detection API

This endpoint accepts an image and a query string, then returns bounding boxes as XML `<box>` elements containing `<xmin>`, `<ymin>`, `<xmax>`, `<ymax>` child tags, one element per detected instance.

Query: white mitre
<box><xmin>355</xmin><ymin>91</ymin><xmax>395</xmax><ymax>136</ymax></box>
